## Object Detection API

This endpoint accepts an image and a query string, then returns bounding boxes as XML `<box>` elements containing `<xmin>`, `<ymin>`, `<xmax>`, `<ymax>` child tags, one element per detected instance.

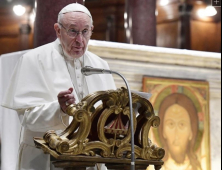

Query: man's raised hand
<box><xmin>57</xmin><ymin>87</ymin><xmax>75</xmax><ymax>113</ymax></box>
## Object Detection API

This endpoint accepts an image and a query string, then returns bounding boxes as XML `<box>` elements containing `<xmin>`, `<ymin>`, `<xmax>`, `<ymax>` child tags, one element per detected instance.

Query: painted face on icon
<box><xmin>163</xmin><ymin>104</ymin><xmax>193</xmax><ymax>163</ymax></box>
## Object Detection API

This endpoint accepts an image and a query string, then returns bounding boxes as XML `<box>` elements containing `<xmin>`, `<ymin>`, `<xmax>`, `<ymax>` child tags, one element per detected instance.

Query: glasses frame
<box><xmin>58</xmin><ymin>23</ymin><xmax>92</xmax><ymax>38</ymax></box>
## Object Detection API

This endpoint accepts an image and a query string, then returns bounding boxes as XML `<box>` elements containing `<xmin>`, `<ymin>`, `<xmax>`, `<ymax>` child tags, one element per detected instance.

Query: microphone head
<box><xmin>81</xmin><ymin>66</ymin><xmax>112</xmax><ymax>76</ymax></box>
<box><xmin>81</xmin><ymin>66</ymin><xmax>102</xmax><ymax>76</ymax></box>
<box><xmin>81</xmin><ymin>66</ymin><xmax>91</xmax><ymax>76</ymax></box>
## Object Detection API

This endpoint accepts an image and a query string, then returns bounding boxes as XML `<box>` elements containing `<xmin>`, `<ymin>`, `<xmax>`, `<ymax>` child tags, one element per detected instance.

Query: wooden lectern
<box><xmin>34</xmin><ymin>87</ymin><xmax>165</xmax><ymax>170</ymax></box>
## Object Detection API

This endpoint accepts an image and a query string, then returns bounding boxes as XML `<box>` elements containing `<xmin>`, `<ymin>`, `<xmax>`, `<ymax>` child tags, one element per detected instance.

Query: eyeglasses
<box><xmin>59</xmin><ymin>23</ymin><xmax>92</xmax><ymax>38</ymax></box>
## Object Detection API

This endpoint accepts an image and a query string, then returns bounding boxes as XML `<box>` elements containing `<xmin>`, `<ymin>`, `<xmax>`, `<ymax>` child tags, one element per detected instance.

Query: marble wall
<box><xmin>88</xmin><ymin>40</ymin><xmax>221</xmax><ymax>170</ymax></box>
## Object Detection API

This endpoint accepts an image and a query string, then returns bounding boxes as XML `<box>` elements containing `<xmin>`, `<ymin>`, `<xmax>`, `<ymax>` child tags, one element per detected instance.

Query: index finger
<box><xmin>57</xmin><ymin>89</ymin><xmax>72</xmax><ymax>98</ymax></box>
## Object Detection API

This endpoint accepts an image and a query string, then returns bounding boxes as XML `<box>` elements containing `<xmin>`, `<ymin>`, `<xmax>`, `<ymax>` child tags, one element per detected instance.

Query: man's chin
<box><xmin>71</xmin><ymin>51</ymin><xmax>84</xmax><ymax>58</ymax></box>
<box><xmin>170</xmin><ymin>151</ymin><xmax>186</xmax><ymax>164</ymax></box>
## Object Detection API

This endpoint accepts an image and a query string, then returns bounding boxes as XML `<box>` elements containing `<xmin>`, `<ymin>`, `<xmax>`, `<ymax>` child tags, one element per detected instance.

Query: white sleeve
<box><xmin>17</xmin><ymin>100</ymin><xmax>69</xmax><ymax>132</ymax></box>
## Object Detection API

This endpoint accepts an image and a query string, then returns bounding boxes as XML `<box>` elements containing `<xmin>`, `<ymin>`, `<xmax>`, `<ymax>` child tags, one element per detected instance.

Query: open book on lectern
<box><xmin>131</xmin><ymin>90</ymin><xmax>152</xmax><ymax>100</ymax></box>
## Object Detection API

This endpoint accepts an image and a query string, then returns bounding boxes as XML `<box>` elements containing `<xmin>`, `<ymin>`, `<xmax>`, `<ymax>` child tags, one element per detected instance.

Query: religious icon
<box><xmin>143</xmin><ymin>77</ymin><xmax>210</xmax><ymax>170</ymax></box>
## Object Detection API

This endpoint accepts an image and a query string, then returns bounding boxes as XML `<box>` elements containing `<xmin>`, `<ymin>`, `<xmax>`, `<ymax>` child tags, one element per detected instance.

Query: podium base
<box><xmin>51</xmin><ymin>156</ymin><xmax>163</xmax><ymax>170</ymax></box>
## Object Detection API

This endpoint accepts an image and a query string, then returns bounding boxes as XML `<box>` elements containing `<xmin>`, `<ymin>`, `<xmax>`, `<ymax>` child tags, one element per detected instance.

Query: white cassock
<box><xmin>1</xmin><ymin>39</ymin><xmax>116</xmax><ymax>170</ymax></box>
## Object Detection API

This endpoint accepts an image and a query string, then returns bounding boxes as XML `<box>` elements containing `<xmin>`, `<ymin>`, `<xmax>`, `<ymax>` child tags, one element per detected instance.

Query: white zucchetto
<box><xmin>58</xmin><ymin>3</ymin><xmax>92</xmax><ymax>19</ymax></box>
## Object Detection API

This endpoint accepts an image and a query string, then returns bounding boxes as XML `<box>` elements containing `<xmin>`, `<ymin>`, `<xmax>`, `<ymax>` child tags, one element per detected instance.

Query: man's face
<box><xmin>54</xmin><ymin>12</ymin><xmax>93</xmax><ymax>59</ymax></box>
<box><xmin>163</xmin><ymin>104</ymin><xmax>193</xmax><ymax>164</ymax></box>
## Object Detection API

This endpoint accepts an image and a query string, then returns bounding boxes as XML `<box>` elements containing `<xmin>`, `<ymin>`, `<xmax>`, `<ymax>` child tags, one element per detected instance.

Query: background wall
<box><xmin>0</xmin><ymin>0</ymin><xmax>221</xmax><ymax>55</ymax></box>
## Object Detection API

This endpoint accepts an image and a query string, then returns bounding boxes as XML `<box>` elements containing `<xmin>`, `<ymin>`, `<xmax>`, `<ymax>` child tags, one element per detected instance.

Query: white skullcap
<box><xmin>58</xmin><ymin>3</ymin><xmax>92</xmax><ymax>19</ymax></box>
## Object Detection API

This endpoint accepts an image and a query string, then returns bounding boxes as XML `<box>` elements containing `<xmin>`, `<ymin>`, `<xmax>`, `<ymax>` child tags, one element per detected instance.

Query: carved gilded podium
<box><xmin>34</xmin><ymin>87</ymin><xmax>165</xmax><ymax>170</ymax></box>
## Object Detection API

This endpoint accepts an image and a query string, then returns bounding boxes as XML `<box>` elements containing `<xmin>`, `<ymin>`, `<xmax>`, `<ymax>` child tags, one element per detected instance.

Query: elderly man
<box><xmin>2</xmin><ymin>3</ymin><xmax>115</xmax><ymax>170</ymax></box>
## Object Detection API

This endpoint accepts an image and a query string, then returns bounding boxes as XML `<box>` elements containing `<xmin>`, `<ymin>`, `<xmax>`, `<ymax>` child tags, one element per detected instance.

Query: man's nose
<box><xmin>174</xmin><ymin>126</ymin><xmax>179</xmax><ymax>137</ymax></box>
<box><xmin>75</xmin><ymin>32</ymin><xmax>83</xmax><ymax>42</ymax></box>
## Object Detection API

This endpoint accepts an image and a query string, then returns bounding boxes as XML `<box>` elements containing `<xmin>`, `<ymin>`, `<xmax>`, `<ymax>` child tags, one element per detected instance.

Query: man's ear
<box><xmin>189</xmin><ymin>131</ymin><xmax>193</xmax><ymax>141</ymax></box>
<box><xmin>54</xmin><ymin>23</ymin><xmax>61</xmax><ymax>38</ymax></box>
<box><xmin>163</xmin><ymin>130</ymin><xmax>166</xmax><ymax>139</ymax></box>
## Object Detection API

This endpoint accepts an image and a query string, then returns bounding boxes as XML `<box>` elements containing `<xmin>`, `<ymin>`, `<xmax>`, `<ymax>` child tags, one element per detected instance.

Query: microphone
<box><xmin>81</xmin><ymin>66</ymin><xmax>135</xmax><ymax>170</ymax></box>
<box><xmin>81</xmin><ymin>66</ymin><xmax>113</xmax><ymax>76</ymax></box>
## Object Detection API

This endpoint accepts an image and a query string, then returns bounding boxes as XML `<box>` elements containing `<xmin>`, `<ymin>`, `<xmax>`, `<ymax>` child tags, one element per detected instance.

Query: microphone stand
<box><xmin>112</xmin><ymin>71</ymin><xmax>135</xmax><ymax>170</ymax></box>
<box><xmin>82</xmin><ymin>68</ymin><xmax>135</xmax><ymax>170</ymax></box>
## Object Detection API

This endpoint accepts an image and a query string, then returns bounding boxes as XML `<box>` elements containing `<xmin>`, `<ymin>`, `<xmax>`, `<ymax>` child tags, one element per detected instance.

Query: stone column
<box><xmin>34</xmin><ymin>0</ymin><xmax>83</xmax><ymax>47</ymax></box>
<box><xmin>130</xmin><ymin>0</ymin><xmax>157</xmax><ymax>46</ymax></box>
<box><xmin>19</xmin><ymin>23</ymin><xmax>32</xmax><ymax>50</ymax></box>
<box><xmin>178</xmin><ymin>2</ymin><xmax>193</xmax><ymax>49</ymax></box>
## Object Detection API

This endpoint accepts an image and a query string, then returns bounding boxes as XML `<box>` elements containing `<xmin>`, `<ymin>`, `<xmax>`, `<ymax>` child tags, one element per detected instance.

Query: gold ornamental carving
<box><xmin>34</xmin><ymin>87</ymin><xmax>165</xmax><ymax>161</ymax></box>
